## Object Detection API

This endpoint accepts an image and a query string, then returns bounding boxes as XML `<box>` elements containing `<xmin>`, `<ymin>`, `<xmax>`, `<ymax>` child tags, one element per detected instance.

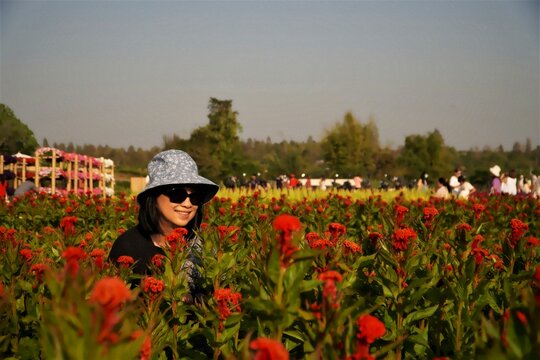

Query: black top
<box><xmin>108</xmin><ymin>225</ymin><xmax>165</xmax><ymax>275</ymax></box>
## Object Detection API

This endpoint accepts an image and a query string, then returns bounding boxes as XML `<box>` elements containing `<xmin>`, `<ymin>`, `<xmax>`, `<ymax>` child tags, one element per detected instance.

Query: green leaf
<box><xmin>403</xmin><ymin>305</ymin><xmax>439</xmax><ymax>327</ymax></box>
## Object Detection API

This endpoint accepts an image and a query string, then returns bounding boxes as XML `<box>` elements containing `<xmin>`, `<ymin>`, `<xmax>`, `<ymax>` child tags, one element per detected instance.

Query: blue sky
<box><xmin>1</xmin><ymin>0</ymin><xmax>538</xmax><ymax>151</ymax></box>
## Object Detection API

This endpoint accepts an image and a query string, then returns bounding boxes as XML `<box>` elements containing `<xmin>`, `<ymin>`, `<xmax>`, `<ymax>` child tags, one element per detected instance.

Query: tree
<box><xmin>0</xmin><ymin>104</ymin><xmax>39</xmax><ymax>154</ymax></box>
<box><xmin>320</xmin><ymin>112</ymin><xmax>380</xmax><ymax>177</ymax></box>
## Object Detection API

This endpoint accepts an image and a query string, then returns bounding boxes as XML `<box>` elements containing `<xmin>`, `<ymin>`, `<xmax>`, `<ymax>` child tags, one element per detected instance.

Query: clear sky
<box><xmin>1</xmin><ymin>0</ymin><xmax>538</xmax><ymax>151</ymax></box>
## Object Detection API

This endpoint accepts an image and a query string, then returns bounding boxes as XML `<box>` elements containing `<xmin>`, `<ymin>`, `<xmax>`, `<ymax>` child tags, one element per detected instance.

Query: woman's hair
<box><xmin>137</xmin><ymin>186</ymin><xmax>203</xmax><ymax>240</ymax></box>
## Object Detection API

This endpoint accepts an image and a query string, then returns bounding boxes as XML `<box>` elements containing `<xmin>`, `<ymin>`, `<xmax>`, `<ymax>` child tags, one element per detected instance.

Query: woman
<box><xmin>434</xmin><ymin>177</ymin><xmax>449</xmax><ymax>199</ymax></box>
<box><xmin>489</xmin><ymin>165</ymin><xmax>501</xmax><ymax>195</ymax></box>
<box><xmin>457</xmin><ymin>175</ymin><xmax>476</xmax><ymax>200</ymax></box>
<box><xmin>109</xmin><ymin>150</ymin><xmax>218</xmax><ymax>299</ymax></box>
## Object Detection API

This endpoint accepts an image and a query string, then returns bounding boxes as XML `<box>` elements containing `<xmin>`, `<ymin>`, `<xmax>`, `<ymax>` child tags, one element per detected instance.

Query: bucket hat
<box><xmin>137</xmin><ymin>150</ymin><xmax>219</xmax><ymax>204</ymax></box>
<box><xmin>489</xmin><ymin>165</ymin><xmax>501</xmax><ymax>177</ymax></box>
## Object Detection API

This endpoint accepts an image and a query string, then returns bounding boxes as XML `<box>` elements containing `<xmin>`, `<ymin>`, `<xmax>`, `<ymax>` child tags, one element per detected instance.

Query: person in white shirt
<box><xmin>457</xmin><ymin>175</ymin><xmax>476</xmax><ymax>200</ymax></box>
<box><xmin>449</xmin><ymin>169</ymin><xmax>462</xmax><ymax>196</ymax></box>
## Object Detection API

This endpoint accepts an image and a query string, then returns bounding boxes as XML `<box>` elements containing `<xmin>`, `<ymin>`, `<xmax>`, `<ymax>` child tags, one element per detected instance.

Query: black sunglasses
<box><xmin>163</xmin><ymin>188</ymin><xmax>205</xmax><ymax>206</ymax></box>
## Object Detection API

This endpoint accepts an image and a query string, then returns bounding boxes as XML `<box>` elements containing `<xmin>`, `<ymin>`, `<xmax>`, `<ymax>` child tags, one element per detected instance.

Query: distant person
<box><xmin>457</xmin><ymin>175</ymin><xmax>475</xmax><ymax>200</ymax></box>
<box><xmin>489</xmin><ymin>165</ymin><xmax>502</xmax><ymax>195</ymax></box>
<box><xmin>502</xmin><ymin>169</ymin><xmax>517</xmax><ymax>196</ymax></box>
<box><xmin>434</xmin><ymin>177</ymin><xmax>449</xmax><ymax>199</ymax></box>
<box><xmin>353</xmin><ymin>176</ymin><xmax>363</xmax><ymax>190</ymax></box>
<box><xmin>417</xmin><ymin>172</ymin><xmax>429</xmax><ymax>192</ymax></box>
<box><xmin>14</xmin><ymin>178</ymin><xmax>37</xmax><ymax>198</ymax></box>
<box><xmin>449</xmin><ymin>168</ymin><xmax>461</xmax><ymax>196</ymax></box>
<box><xmin>319</xmin><ymin>177</ymin><xmax>327</xmax><ymax>191</ymax></box>
<box><xmin>289</xmin><ymin>173</ymin><xmax>299</xmax><ymax>188</ymax></box>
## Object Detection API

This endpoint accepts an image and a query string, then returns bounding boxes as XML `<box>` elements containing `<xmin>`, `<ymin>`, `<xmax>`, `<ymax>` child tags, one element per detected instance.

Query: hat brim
<box><xmin>137</xmin><ymin>181</ymin><xmax>219</xmax><ymax>205</ymax></box>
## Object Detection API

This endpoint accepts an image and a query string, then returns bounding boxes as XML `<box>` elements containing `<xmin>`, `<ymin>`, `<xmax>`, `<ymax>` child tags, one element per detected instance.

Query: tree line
<box><xmin>1</xmin><ymin>101</ymin><xmax>539</xmax><ymax>189</ymax></box>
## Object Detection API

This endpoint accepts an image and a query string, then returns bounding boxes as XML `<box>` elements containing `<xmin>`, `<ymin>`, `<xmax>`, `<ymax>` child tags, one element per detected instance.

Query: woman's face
<box><xmin>156</xmin><ymin>187</ymin><xmax>200</xmax><ymax>233</ymax></box>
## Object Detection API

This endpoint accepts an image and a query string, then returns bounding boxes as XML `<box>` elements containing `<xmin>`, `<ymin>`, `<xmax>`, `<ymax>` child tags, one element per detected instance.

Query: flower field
<box><xmin>1</xmin><ymin>190</ymin><xmax>539</xmax><ymax>359</ymax></box>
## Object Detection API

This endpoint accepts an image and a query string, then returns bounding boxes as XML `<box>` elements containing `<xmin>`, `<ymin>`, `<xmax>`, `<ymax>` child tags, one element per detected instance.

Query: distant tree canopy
<box><xmin>0</xmin><ymin>104</ymin><xmax>39</xmax><ymax>155</ymax></box>
<box><xmin>3</xmin><ymin>99</ymin><xmax>539</xmax><ymax>189</ymax></box>
<box><xmin>321</xmin><ymin>112</ymin><xmax>380</xmax><ymax>177</ymax></box>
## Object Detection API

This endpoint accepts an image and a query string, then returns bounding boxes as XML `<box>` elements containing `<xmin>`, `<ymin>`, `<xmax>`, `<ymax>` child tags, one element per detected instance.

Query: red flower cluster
<box><xmin>509</xmin><ymin>218</ymin><xmax>529</xmax><ymax>248</ymax></box>
<box><xmin>472</xmin><ymin>203</ymin><xmax>486</xmax><ymax>219</ymax></box>
<box><xmin>217</xmin><ymin>225</ymin><xmax>241</xmax><ymax>243</ymax></box>
<box><xmin>423</xmin><ymin>207</ymin><xmax>439</xmax><ymax>228</ymax></box>
<box><xmin>60</xmin><ymin>216</ymin><xmax>78</xmax><ymax>237</ymax></box>
<box><xmin>62</xmin><ymin>246</ymin><xmax>87</xmax><ymax>276</ymax></box>
<box><xmin>142</xmin><ymin>277</ymin><xmax>165</xmax><ymax>301</ymax></box>
<box><xmin>131</xmin><ymin>329</ymin><xmax>152</xmax><ymax>360</ymax></box>
<box><xmin>348</xmin><ymin>314</ymin><xmax>386</xmax><ymax>360</ymax></box>
<box><xmin>165</xmin><ymin>228</ymin><xmax>188</xmax><ymax>252</ymax></box>
<box><xmin>318</xmin><ymin>270</ymin><xmax>343</xmax><ymax>306</ymax></box>
<box><xmin>391</xmin><ymin>228</ymin><xmax>417</xmax><ymax>252</ymax></box>
<box><xmin>342</xmin><ymin>240</ymin><xmax>362</xmax><ymax>255</ymax></box>
<box><xmin>250</xmin><ymin>338</ymin><xmax>289</xmax><ymax>360</ymax></box>
<box><xmin>394</xmin><ymin>204</ymin><xmax>409</xmax><ymax>226</ymax></box>
<box><xmin>272</xmin><ymin>214</ymin><xmax>301</xmax><ymax>268</ymax></box>
<box><xmin>214</xmin><ymin>287</ymin><xmax>242</xmax><ymax>331</ymax></box>
<box><xmin>30</xmin><ymin>263</ymin><xmax>47</xmax><ymax>285</ymax></box>
<box><xmin>151</xmin><ymin>254</ymin><xmax>166</xmax><ymax>268</ymax></box>
<box><xmin>90</xmin><ymin>248</ymin><xmax>106</xmax><ymax>270</ymax></box>
<box><xmin>89</xmin><ymin>277</ymin><xmax>132</xmax><ymax>343</ymax></box>
<box><xmin>117</xmin><ymin>255</ymin><xmax>135</xmax><ymax>269</ymax></box>
<box><xmin>328</xmin><ymin>222</ymin><xmax>346</xmax><ymax>243</ymax></box>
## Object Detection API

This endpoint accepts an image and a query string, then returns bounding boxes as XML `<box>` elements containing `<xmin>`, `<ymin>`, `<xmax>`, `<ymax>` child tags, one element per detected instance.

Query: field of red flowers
<box><xmin>0</xmin><ymin>190</ymin><xmax>539</xmax><ymax>359</ymax></box>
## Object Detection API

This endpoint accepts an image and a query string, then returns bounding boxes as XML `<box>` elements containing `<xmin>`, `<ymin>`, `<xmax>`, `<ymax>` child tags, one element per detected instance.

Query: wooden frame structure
<box><xmin>1</xmin><ymin>148</ymin><xmax>115</xmax><ymax>196</ymax></box>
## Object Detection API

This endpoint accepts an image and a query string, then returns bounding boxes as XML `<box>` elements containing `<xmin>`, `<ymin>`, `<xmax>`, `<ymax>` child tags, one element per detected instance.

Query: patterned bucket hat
<box><xmin>137</xmin><ymin>150</ymin><xmax>219</xmax><ymax>204</ymax></box>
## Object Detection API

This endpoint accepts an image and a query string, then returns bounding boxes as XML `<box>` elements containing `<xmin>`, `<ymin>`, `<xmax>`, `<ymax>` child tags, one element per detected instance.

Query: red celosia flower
<box><xmin>90</xmin><ymin>277</ymin><xmax>132</xmax><ymax>344</ymax></box>
<box><xmin>142</xmin><ymin>277</ymin><xmax>165</xmax><ymax>301</ymax></box>
<box><xmin>342</xmin><ymin>240</ymin><xmax>362</xmax><ymax>255</ymax></box>
<box><xmin>328</xmin><ymin>223</ymin><xmax>346</xmax><ymax>243</ymax></box>
<box><xmin>30</xmin><ymin>263</ymin><xmax>47</xmax><ymax>284</ymax></box>
<box><xmin>19</xmin><ymin>248</ymin><xmax>33</xmax><ymax>262</ymax></box>
<box><xmin>509</xmin><ymin>218</ymin><xmax>528</xmax><ymax>248</ymax></box>
<box><xmin>214</xmin><ymin>287</ymin><xmax>242</xmax><ymax>331</ymax></box>
<box><xmin>527</xmin><ymin>236</ymin><xmax>540</xmax><ymax>247</ymax></box>
<box><xmin>90</xmin><ymin>248</ymin><xmax>106</xmax><ymax>270</ymax></box>
<box><xmin>368</xmin><ymin>232</ymin><xmax>384</xmax><ymax>243</ymax></box>
<box><xmin>249</xmin><ymin>338</ymin><xmax>289</xmax><ymax>360</ymax></box>
<box><xmin>60</xmin><ymin>216</ymin><xmax>78</xmax><ymax>237</ymax></box>
<box><xmin>62</xmin><ymin>246</ymin><xmax>87</xmax><ymax>276</ymax></box>
<box><xmin>391</xmin><ymin>228</ymin><xmax>417</xmax><ymax>252</ymax></box>
<box><xmin>218</xmin><ymin>225</ymin><xmax>241</xmax><ymax>243</ymax></box>
<box><xmin>131</xmin><ymin>329</ymin><xmax>152</xmax><ymax>360</ymax></box>
<box><xmin>272</xmin><ymin>214</ymin><xmax>301</xmax><ymax>268</ymax></box>
<box><xmin>165</xmin><ymin>228</ymin><xmax>188</xmax><ymax>252</ymax></box>
<box><xmin>455</xmin><ymin>223</ymin><xmax>472</xmax><ymax>232</ymax></box>
<box><xmin>423</xmin><ymin>207</ymin><xmax>439</xmax><ymax>228</ymax></box>
<box><xmin>356</xmin><ymin>314</ymin><xmax>386</xmax><ymax>344</ymax></box>
<box><xmin>309</xmin><ymin>238</ymin><xmax>334</xmax><ymax>250</ymax></box>
<box><xmin>472</xmin><ymin>203</ymin><xmax>486</xmax><ymax>219</ymax></box>
<box><xmin>394</xmin><ymin>204</ymin><xmax>409</xmax><ymax>225</ymax></box>
<box><xmin>151</xmin><ymin>254</ymin><xmax>166</xmax><ymax>268</ymax></box>
<box><xmin>272</xmin><ymin>214</ymin><xmax>301</xmax><ymax>234</ymax></box>
<box><xmin>319</xmin><ymin>271</ymin><xmax>343</xmax><ymax>305</ymax></box>
<box><xmin>117</xmin><ymin>255</ymin><xmax>135</xmax><ymax>268</ymax></box>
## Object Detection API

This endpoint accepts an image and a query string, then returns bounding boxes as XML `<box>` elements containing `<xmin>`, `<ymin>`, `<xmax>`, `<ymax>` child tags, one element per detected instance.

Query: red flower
<box><xmin>328</xmin><ymin>222</ymin><xmax>346</xmax><ymax>242</ymax></box>
<box><xmin>272</xmin><ymin>214</ymin><xmax>301</xmax><ymax>234</ymax></box>
<box><xmin>249</xmin><ymin>338</ymin><xmax>289</xmax><ymax>360</ymax></box>
<box><xmin>19</xmin><ymin>248</ymin><xmax>33</xmax><ymax>262</ymax></box>
<box><xmin>60</xmin><ymin>215</ymin><xmax>78</xmax><ymax>237</ymax></box>
<box><xmin>356</xmin><ymin>314</ymin><xmax>386</xmax><ymax>344</ymax></box>
<box><xmin>509</xmin><ymin>218</ymin><xmax>528</xmax><ymax>248</ymax></box>
<box><xmin>214</xmin><ymin>288</ymin><xmax>242</xmax><ymax>331</ymax></box>
<box><xmin>272</xmin><ymin>214</ymin><xmax>301</xmax><ymax>268</ymax></box>
<box><xmin>30</xmin><ymin>263</ymin><xmax>47</xmax><ymax>284</ymax></box>
<box><xmin>526</xmin><ymin>236</ymin><xmax>540</xmax><ymax>247</ymax></box>
<box><xmin>165</xmin><ymin>228</ymin><xmax>188</xmax><ymax>252</ymax></box>
<box><xmin>342</xmin><ymin>240</ymin><xmax>362</xmax><ymax>255</ymax></box>
<box><xmin>131</xmin><ymin>329</ymin><xmax>152</xmax><ymax>360</ymax></box>
<box><xmin>151</xmin><ymin>254</ymin><xmax>166</xmax><ymax>268</ymax></box>
<box><xmin>142</xmin><ymin>277</ymin><xmax>165</xmax><ymax>301</ymax></box>
<box><xmin>90</xmin><ymin>277</ymin><xmax>132</xmax><ymax>344</ymax></box>
<box><xmin>90</xmin><ymin>248</ymin><xmax>106</xmax><ymax>270</ymax></box>
<box><xmin>391</xmin><ymin>228</ymin><xmax>417</xmax><ymax>252</ymax></box>
<box><xmin>394</xmin><ymin>204</ymin><xmax>408</xmax><ymax>225</ymax></box>
<box><xmin>319</xmin><ymin>271</ymin><xmax>343</xmax><ymax>305</ymax></box>
<box><xmin>455</xmin><ymin>223</ymin><xmax>472</xmax><ymax>232</ymax></box>
<box><xmin>368</xmin><ymin>232</ymin><xmax>384</xmax><ymax>243</ymax></box>
<box><xmin>217</xmin><ymin>225</ymin><xmax>241</xmax><ymax>243</ymax></box>
<box><xmin>62</xmin><ymin>246</ymin><xmax>87</xmax><ymax>276</ymax></box>
<box><xmin>117</xmin><ymin>255</ymin><xmax>135</xmax><ymax>268</ymax></box>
